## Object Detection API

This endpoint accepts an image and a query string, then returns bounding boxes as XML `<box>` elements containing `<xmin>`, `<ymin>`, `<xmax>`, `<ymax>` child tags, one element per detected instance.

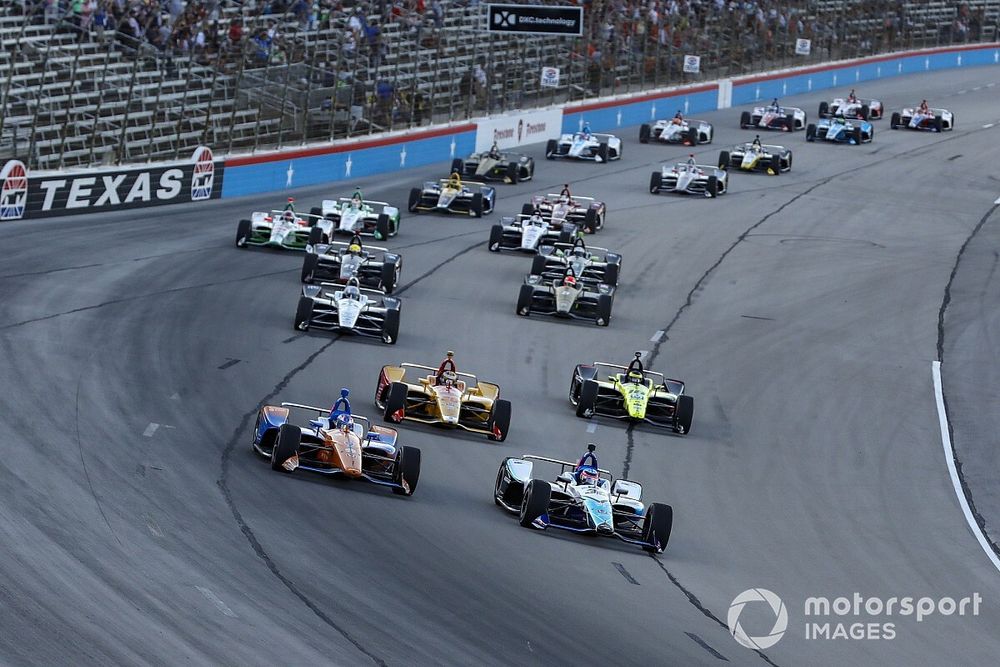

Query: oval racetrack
<box><xmin>2</xmin><ymin>66</ymin><xmax>1000</xmax><ymax>666</ymax></box>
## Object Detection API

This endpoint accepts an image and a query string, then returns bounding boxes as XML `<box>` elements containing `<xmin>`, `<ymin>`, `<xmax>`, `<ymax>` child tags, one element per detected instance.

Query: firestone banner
<box><xmin>474</xmin><ymin>108</ymin><xmax>562</xmax><ymax>153</ymax></box>
<box><xmin>0</xmin><ymin>146</ymin><xmax>224</xmax><ymax>221</ymax></box>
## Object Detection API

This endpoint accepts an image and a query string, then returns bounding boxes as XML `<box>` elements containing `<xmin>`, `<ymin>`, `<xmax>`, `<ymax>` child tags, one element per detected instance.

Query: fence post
<box><xmin>226</xmin><ymin>31</ymin><xmax>251</xmax><ymax>155</ymax></box>
<box><xmin>171</xmin><ymin>51</ymin><xmax>198</xmax><ymax>160</ymax></box>
<box><xmin>0</xmin><ymin>3</ymin><xmax>32</xmax><ymax>142</ymax></box>
<box><xmin>87</xmin><ymin>33</ymin><xmax>116</xmax><ymax>166</ymax></box>
<box><xmin>115</xmin><ymin>39</ymin><xmax>143</xmax><ymax>165</ymax></box>
<box><xmin>56</xmin><ymin>26</ymin><xmax>85</xmax><ymax>170</ymax></box>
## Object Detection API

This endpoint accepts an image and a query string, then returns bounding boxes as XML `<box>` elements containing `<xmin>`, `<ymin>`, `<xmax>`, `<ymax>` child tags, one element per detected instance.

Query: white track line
<box><xmin>983</xmin><ymin>123</ymin><xmax>995</xmax><ymax>129</ymax></box>
<box><xmin>931</xmin><ymin>360</ymin><xmax>1000</xmax><ymax>574</ymax></box>
<box><xmin>196</xmin><ymin>586</ymin><xmax>237</xmax><ymax>617</ymax></box>
<box><xmin>586</xmin><ymin>421</ymin><xmax>597</xmax><ymax>433</ymax></box>
<box><xmin>142</xmin><ymin>423</ymin><xmax>159</xmax><ymax>437</ymax></box>
<box><xmin>650</xmin><ymin>330</ymin><xmax>665</xmax><ymax>343</ymax></box>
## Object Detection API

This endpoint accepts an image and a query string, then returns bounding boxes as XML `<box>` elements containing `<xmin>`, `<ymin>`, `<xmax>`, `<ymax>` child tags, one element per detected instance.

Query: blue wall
<box><xmin>222</xmin><ymin>129</ymin><xmax>477</xmax><ymax>198</ymax></box>
<box><xmin>561</xmin><ymin>88</ymin><xmax>718</xmax><ymax>135</ymax></box>
<box><xmin>732</xmin><ymin>46</ymin><xmax>1000</xmax><ymax>106</ymax></box>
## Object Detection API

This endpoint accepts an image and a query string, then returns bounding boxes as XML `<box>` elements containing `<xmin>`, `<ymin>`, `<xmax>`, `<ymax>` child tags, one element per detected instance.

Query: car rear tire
<box><xmin>639</xmin><ymin>123</ymin><xmax>651</xmax><ymax>143</ymax></box>
<box><xmin>673</xmin><ymin>395</ymin><xmax>694</xmax><ymax>434</ymax></box>
<box><xmin>530</xmin><ymin>255</ymin><xmax>547</xmax><ymax>276</ymax></box>
<box><xmin>381</xmin><ymin>308</ymin><xmax>400</xmax><ymax>345</ymax></box>
<box><xmin>597</xmin><ymin>142</ymin><xmax>610</xmax><ymax>163</ymax></box>
<box><xmin>450</xmin><ymin>158</ymin><xmax>463</xmax><ymax>174</ymax></box>
<box><xmin>308</xmin><ymin>225</ymin><xmax>324</xmax><ymax>246</ymax></box>
<box><xmin>596</xmin><ymin>294</ymin><xmax>612</xmax><ymax>326</ymax></box>
<box><xmin>890</xmin><ymin>112</ymin><xmax>901</xmax><ymax>129</ymax></box>
<box><xmin>852</xmin><ymin>127</ymin><xmax>862</xmax><ymax>145</ymax></box>
<box><xmin>407</xmin><ymin>187</ymin><xmax>421</xmax><ymax>213</ymax></box>
<box><xmin>805</xmin><ymin>123</ymin><xmax>816</xmax><ymax>141</ymax></box>
<box><xmin>649</xmin><ymin>171</ymin><xmax>662</xmax><ymax>194</ymax></box>
<box><xmin>380</xmin><ymin>261</ymin><xmax>398</xmax><ymax>293</ymax></box>
<box><xmin>934</xmin><ymin>116</ymin><xmax>943</xmax><ymax>132</ymax></box>
<box><xmin>488</xmin><ymin>224</ymin><xmax>504</xmax><ymax>252</ymax></box>
<box><xmin>584</xmin><ymin>208</ymin><xmax>598</xmax><ymax>234</ymax></box>
<box><xmin>392</xmin><ymin>445</ymin><xmax>421</xmax><ymax>496</ymax></box>
<box><xmin>301</xmin><ymin>252</ymin><xmax>319</xmax><ymax>283</ymax></box>
<box><xmin>740</xmin><ymin>111</ymin><xmax>751</xmax><ymax>129</ymax></box>
<box><xmin>375</xmin><ymin>213</ymin><xmax>391</xmax><ymax>241</ymax></box>
<box><xmin>488</xmin><ymin>399</ymin><xmax>512</xmax><ymax>442</ymax></box>
<box><xmin>641</xmin><ymin>502</ymin><xmax>673</xmax><ymax>553</ymax></box>
<box><xmin>520</xmin><ymin>202</ymin><xmax>534</xmax><ymax>217</ymax></box>
<box><xmin>576</xmin><ymin>379</ymin><xmax>598</xmax><ymax>418</ymax></box>
<box><xmin>519</xmin><ymin>480</ymin><xmax>551</xmax><ymax>528</ymax></box>
<box><xmin>685</xmin><ymin>128</ymin><xmax>698</xmax><ymax>146</ymax></box>
<box><xmin>308</xmin><ymin>206</ymin><xmax>323</xmax><ymax>225</ymax></box>
<box><xmin>516</xmin><ymin>284</ymin><xmax>533</xmax><ymax>316</ymax></box>
<box><xmin>294</xmin><ymin>297</ymin><xmax>313</xmax><ymax>330</ymax></box>
<box><xmin>383</xmin><ymin>382</ymin><xmax>408</xmax><ymax>422</ymax></box>
<box><xmin>785</xmin><ymin>113</ymin><xmax>795</xmax><ymax>130</ymax></box>
<box><xmin>236</xmin><ymin>219</ymin><xmax>252</xmax><ymax>248</ymax></box>
<box><xmin>557</xmin><ymin>227</ymin><xmax>573</xmax><ymax>244</ymax></box>
<box><xmin>471</xmin><ymin>193</ymin><xmax>484</xmax><ymax>218</ymax></box>
<box><xmin>818</xmin><ymin>101</ymin><xmax>829</xmax><ymax>117</ymax></box>
<box><xmin>717</xmin><ymin>150</ymin><xmax>730</xmax><ymax>170</ymax></box>
<box><xmin>603</xmin><ymin>262</ymin><xmax>619</xmax><ymax>287</ymax></box>
<box><xmin>706</xmin><ymin>176</ymin><xmax>719</xmax><ymax>198</ymax></box>
<box><xmin>507</xmin><ymin>162</ymin><xmax>519</xmax><ymax>184</ymax></box>
<box><xmin>545</xmin><ymin>139</ymin><xmax>558</xmax><ymax>159</ymax></box>
<box><xmin>769</xmin><ymin>155</ymin><xmax>782</xmax><ymax>175</ymax></box>
<box><xmin>270</xmin><ymin>424</ymin><xmax>301</xmax><ymax>472</ymax></box>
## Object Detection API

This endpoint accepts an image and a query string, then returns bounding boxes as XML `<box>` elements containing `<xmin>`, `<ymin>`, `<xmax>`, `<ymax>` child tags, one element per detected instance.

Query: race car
<box><xmin>545</xmin><ymin>129</ymin><xmax>622</xmax><ymax>163</ymax></box>
<box><xmin>819</xmin><ymin>92</ymin><xmax>883</xmax><ymax>120</ymax></box>
<box><xmin>517</xmin><ymin>269</ymin><xmax>614</xmax><ymax>326</ymax></box>
<box><xmin>450</xmin><ymin>147</ymin><xmax>534</xmax><ymax>183</ymax></box>
<box><xmin>235</xmin><ymin>201</ymin><xmax>329</xmax><ymax>250</ymax></box>
<box><xmin>308</xmin><ymin>189</ymin><xmax>400</xmax><ymax>241</ymax></box>
<box><xmin>530</xmin><ymin>237</ymin><xmax>621</xmax><ymax>287</ymax></box>
<box><xmin>639</xmin><ymin>117</ymin><xmax>713</xmax><ymax>145</ymax></box>
<box><xmin>718</xmin><ymin>138</ymin><xmax>792</xmax><ymax>174</ymax></box>
<box><xmin>649</xmin><ymin>158</ymin><xmax>728</xmax><ymax>197</ymax></box>
<box><xmin>488</xmin><ymin>213</ymin><xmax>576</xmax><ymax>254</ymax></box>
<box><xmin>407</xmin><ymin>174</ymin><xmax>496</xmax><ymax>217</ymax></box>
<box><xmin>376</xmin><ymin>352</ymin><xmax>511</xmax><ymax>441</ymax></box>
<box><xmin>251</xmin><ymin>389</ymin><xmax>420</xmax><ymax>495</ymax></box>
<box><xmin>300</xmin><ymin>234</ymin><xmax>402</xmax><ymax>294</ymax></box>
<box><xmin>294</xmin><ymin>278</ymin><xmax>400</xmax><ymax>344</ymax></box>
<box><xmin>494</xmin><ymin>444</ymin><xmax>673</xmax><ymax>554</ymax></box>
<box><xmin>890</xmin><ymin>105</ymin><xmax>954</xmax><ymax>132</ymax></box>
<box><xmin>523</xmin><ymin>186</ymin><xmax>605</xmax><ymax>233</ymax></box>
<box><xmin>570</xmin><ymin>351</ymin><xmax>694</xmax><ymax>434</ymax></box>
<box><xmin>739</xmin><ymin>100</ymin><xmax>807</xmax><ymax>131</ymax></box>
<box><xmin>806</xmin><ymin>116</ymin><xmax>874</xmax><ymax>144</ymax></box>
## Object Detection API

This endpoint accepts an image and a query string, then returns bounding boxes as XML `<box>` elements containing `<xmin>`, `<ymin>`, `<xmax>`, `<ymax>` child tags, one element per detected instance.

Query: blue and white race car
<box><xmin>806</xmin><ymin>116</ymin><xmax>873</xmax><ymax>144</ymax></box>
<box><xmin>493</xmin><ymin>445</ymin><xmax>673</xmax><ymax>553</ymax></box>
<box><xmin>545</xmin><ymin>128</ymin><xmax>622</xmax><ymax>163</ymax></box>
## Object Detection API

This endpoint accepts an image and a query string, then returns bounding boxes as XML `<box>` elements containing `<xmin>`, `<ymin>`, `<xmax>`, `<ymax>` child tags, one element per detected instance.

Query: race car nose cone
<box><xmin>597</xmin><ymin>522</ymin><xmax>614</xmax><ymax>534</ymax></box>
<box><xmin>442</xmin><ymin>415</ymin><xmax>458</xmax><ymax>424</ymax></box>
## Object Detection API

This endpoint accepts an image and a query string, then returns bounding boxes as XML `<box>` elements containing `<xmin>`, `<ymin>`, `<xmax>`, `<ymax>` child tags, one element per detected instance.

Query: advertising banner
<box><xmin>474</xmin><ymin>108</ymin><xmax>562</xmax><ymax>152</ymax></box>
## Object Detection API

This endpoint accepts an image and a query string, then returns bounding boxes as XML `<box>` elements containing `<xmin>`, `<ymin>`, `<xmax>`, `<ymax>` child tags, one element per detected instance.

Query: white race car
<box><xmin>639</xmin><ymin>118</ymin><xmax>713</xmax><ymax>145</ymax></box>
<box><xmin>649</xmin><ymin>159</ymin><xmax>728</xmax><ymax>197</ymax></box>
<box><xmin>740</xmin><ymin>101</ymin><xmax>807</xmax><ymax>131</ymax></box>
<box><xmin>545</xmin><ymin>131</ymin><xmax>622</xmax><ymax>163</ymax></box>
<box><xmin>488</xmin><ymin>213</ymin><xmax>575</xmax><ymax>254</ymax></box>
<box><xmin>309</xmin><ymin>193</ymin><xmax>400</xmax><ymax>241</ymax></box>
<box><xmin>235</xmin><ymin>206</ymin><xmax>332</xmax><ymax>251</ymax></box>
<box><xmin>890</xmin><ymin>106</ymin><xmax>955</xmax><ymax>132</ymax></box>
<box><xmin>493</xmin><ymin>445</ymin><xmax>673</xmax><ymax>553</ymax></box>
<box><xmin>294</xmin><ymin>278</ymin><xmax>400</xmax><ymax>344</ymax></box>
<box><xmin>819</xmin><ymin>95</ymin><xmax>883</xmax><ymax>120</ymax></box>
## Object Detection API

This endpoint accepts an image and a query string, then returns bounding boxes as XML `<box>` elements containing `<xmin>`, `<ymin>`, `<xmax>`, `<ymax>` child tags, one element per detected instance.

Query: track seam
<box><xmin>216</xmin><ymin>237</ymin><xmax>482</xmax><ymax>664</ymax></box>
<box><xmin>935</xmin><ymin>202</ymin><xmax>1000</xmax><ymax>561</ymax></box>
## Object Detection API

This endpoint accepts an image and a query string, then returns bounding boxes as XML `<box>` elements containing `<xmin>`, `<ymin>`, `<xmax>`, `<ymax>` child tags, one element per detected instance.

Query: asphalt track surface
<box><xmin>3</xmin><ymin>66</ymin><xmax>1000</xmax><ymax>666</ymax></box>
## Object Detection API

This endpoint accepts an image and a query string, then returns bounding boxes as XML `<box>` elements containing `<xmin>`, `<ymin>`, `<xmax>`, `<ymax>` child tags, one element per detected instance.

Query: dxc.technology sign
<box><xmin>486</xmin><ymin>4</ymin><xmax>583</xmax><ymax>36</ymax></box>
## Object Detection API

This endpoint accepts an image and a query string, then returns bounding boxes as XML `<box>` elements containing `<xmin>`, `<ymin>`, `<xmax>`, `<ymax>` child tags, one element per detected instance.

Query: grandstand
<box><xmin>0</xmin><ymin>0</ymin><xmax>997</xmax><ymax>170</ymax></box>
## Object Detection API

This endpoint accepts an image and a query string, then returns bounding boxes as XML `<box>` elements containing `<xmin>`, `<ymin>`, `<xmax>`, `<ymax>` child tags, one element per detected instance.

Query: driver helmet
<box><xmin>448</xmin><ymin>172</ymin><xmax>462</xmax><ymax>188</ymax></box>
<box><xmin>627</xmin><ymin>370</ymin><xmax>644</xmax><ymax>384</ymax></box>
<box><xmin>440</xmin><ymin>370</ymin><xmax>458</xmax><ymax>387</ymax></box>
<box><xmin>283</xmin><ymin>210</ymin><xmax>295</xmax><ymax>222</ymax></box>
<box><xmin>489</xmin><ymin>142</ymin><xmax>500</xmax><ymax>158</ymax></box>
<box><xmin>344</xmin><ymin>285</ymin><xmax>361</xmax><ymax>300</ymax></box>
<box><xmin>581</xmin><ymin>123</ymin><xmax>592</xmax><ymax>136</ymax></box>
<box><xmin>576</xmin><ymin>465</ymin><xmax>599</xmax><ymax>486</ymax></box>
<box><xmin>335</xmin><ymin>413</ymin><xmax>354</xmax><ymax>432</ymax></box>
<box><xmin>571</xmin><ymin>245</ymin><xmax>588</xmax><ymax>259</ymax></box>
<box><xmin>686</xmin><ymin>154</ymin><xmax>696</xmax><ymax>167</ymax></box>
<box><xmin>348</xmin><ymin>243</ymin><xmax>362</xmax><ymax>255</ymax></box>
<box><xmin>563</xmin><ymin>274</ymin><xmax>577</xmax><ymax>287</ymax></box>
<box><xmin>770</xmin><ymin>98</ymin><xmax>780</xmax><ymax>109</ymax></box>
<box><xmin>752</xmin><ymin>135</ymin><xmax>762</xmax><ymax>148</ymax></box>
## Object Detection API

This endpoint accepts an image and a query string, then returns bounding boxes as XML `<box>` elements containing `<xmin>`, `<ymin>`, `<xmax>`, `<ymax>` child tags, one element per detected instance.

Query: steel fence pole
<box><xmin>226</xmin><ymin>30</ymin><xmax>251</xmax><ymax>155</ymax></box>
<box><xmin>0</xmin><ymin>0</ymin><xmax>36</xmax><ymax>142</ymax></box>
<box><xmin>171</xmin><ymin>50</ymin><xmax>198</xmax><ymax>160</ymax></box>
<box><xmin>114</xmin><ymin>38</ymin><xmax>143</xmax><ymax>165</ymax></box>
<box><xmin>87</xmin><ymin>33</ymin><xmax>115</xmax><ymax>165</ymax></box>
<box><xmin>56</xmin><ymin>26</ymin><xmax>85</xmax><ymax>170</ymax></box>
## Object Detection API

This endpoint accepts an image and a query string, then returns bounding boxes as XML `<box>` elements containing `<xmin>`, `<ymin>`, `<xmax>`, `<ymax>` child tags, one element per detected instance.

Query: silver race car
<box><xmin>488</xmin><ymin>213</ymin><xmax>576</xmax><ymax>254</ymax></box>
<box><xmin>650</xmin><ymin>158</ymin><xmax>728</xmax><ymax>197</ymax></box>
<box><xmin>819</xmin><ymin>92</ymin><xmax>883</xmax><ymax>120</ymax></box>
<box><xmin>407</xmin><ymin>175</ymin><xmax>495</xmax><ymax>217</ymax></box>
<box><xmin>718</xmin><ymin>138</ymin><xmax>792</xmax><ymax>175</ymax></box>
<box><xmin>294</xmin><ymin>278</ymin><xmax>401</xmax><ymax>344</ymax></box>
<box><xmin>301</xmin><ymin>234</ymin><xmax>402</xmax><ymax>294</ymax></box>
<box><xmin>545</xmin><ymin>130</ymin><xmax>622</xmax><ymax>163</ymax></box>
<box><xmin>236</xmin><ymin>204</ymin><xmax>331</xmax><ymax>251</ymax></box>
<box><xmin>494</xmin><ymin>445</ymin><xmax>673</xmax><ymax>554</ymax></box>
<box><xmin>890</xmin><ymin>105</ymin><xmax>955</xmax><ymax>132</ymax></box>
<box><xmin>639</xmin><ymin>117</ymin><xmax>713</xmax><ymax>145</ymax></box>
<box><xmin>530</xmin><ymin>237</ymin><xmax>621</xmax><ymax>287</ymax></box>
<box><xmin>517</xmin><ymin>270</ymin><xmax>614</xmax><ymax>326</ymax></box>
<box><xmin>524</xmin><ymin>187</ymin><xmax>606</xmax><ymax>233</ymax></box>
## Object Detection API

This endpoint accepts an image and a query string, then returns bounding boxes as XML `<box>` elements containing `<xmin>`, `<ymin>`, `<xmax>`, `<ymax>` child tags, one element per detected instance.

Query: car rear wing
<box><xmin>590</xmin><ymin>361</ymin><xmax>666</xmax><ymax>384</ymax></box>
<box><xmin>545</xmin><ymin>194</ymin><xmax>596</xmax><ymax>203</ymax></box>
<box><xmin>314</xmin><ymin>281</ymin><xmax>387</xmax><ymax>297</ymax></box>
<box><xmin>320</xmin><ymin>240</ymin><xmax>390</xmax><ymax>254</ymax></box>
<box><xmin>334</xmin><ymin>197</ymin><xmax>392</xmax><ymax>207</ymax></box>
<box><xmin>400</xmin><ymin>362</ymin><xmax>479</xmax><ymax>384</ymax></box>
<box><xmin>550</xmin><ymin>241</ymin><xmax>610</xmax><ymax>254</ymax></box>
<box><xmin>280</xmin><ymin>402</ymin><xmax>372</xmax><ymax>427</ymax></box>
<box><xmin>438</xmin><ymin>179</ymin><xmax>488</xmax><ymax>188</ymax></box>
<box><xmin>523</xmin><ymin>455</ymin><xmax>613</xmax><ymax>478</ymax></box>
